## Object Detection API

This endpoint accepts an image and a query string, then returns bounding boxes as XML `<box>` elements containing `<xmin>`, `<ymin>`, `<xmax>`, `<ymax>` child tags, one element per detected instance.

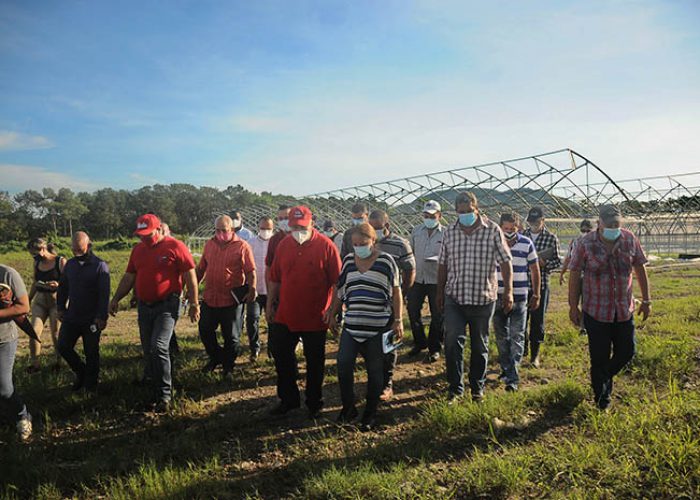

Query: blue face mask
<box><xmin>602</xmin><ymin>227</ymin><xmax>621</xmax><ymax>241</ymax></box>
<box><xmin>352</xmin><ymin>218</ymin><xmax>365</xmax><ymax>226</ymax></box>
<box><xmin>354</xmin><ymin>245</ymin><xmax>373</xmax><ymax>259</ymax></box>
<box><xmin>458</xmin><ymin>212</ymin><xmax>477</xmax><ymax>227</ymax></box>
<box><xmin>423</xmin><ymin>218</ymin><xmax>439</xmax><ymax>229</ymax></box>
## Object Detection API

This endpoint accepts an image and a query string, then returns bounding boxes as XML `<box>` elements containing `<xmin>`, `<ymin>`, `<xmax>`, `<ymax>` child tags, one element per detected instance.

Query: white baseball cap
<box><xmin>422</xmin><ymin>200</ymin><xmax>441</xmax><ymax>214</ymax></box>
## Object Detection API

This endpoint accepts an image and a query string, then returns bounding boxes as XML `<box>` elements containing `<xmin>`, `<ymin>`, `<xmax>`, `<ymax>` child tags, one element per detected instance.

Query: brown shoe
<box><xmin>379</xmin><ymin>386</ymin><xmax>394</xmax><ymax>401</ymax></box>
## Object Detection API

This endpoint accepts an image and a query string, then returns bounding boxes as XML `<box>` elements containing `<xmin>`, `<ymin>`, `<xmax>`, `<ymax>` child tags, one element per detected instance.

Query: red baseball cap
<box><xmin>134</xmin><ymin>214</ymin><xmax>161</xmax><ymax>236</ymax></box>
<box><xmin>288</xmin><ymin>205</ymin><xmax>313</xmax><ymax>227</ymax></box>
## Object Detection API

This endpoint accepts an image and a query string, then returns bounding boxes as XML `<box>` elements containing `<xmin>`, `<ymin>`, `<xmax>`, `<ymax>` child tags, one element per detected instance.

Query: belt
<box><xmin>140</xmin><ymin>293</ymin><xmax>180</xmax><ymax>308</ymax></box>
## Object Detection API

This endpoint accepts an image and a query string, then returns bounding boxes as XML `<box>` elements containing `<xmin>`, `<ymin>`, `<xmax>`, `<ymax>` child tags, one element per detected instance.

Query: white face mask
<box><xmin>258</xmin><ymin>229</ymin><xmax>273</xmax><ymax>240</ymax></box>
<box><xmin>292</xmin><ymin>229</ymin><xmax>311</xmax><ymax>245</ymax></box>
<box><xmin>232</xmin><ymin>218</ymin><xmax>242</xmax><ymax>229</ymax></box>
<box><xmin>277</xmin><ymin>220</ymin><xmax>289</xmax><ymax>232</ymax></box>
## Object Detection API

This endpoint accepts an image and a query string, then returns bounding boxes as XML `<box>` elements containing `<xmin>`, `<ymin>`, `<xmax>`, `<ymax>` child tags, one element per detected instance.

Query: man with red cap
<box><xmin>109</xmin><ymin>214</ymin><xmax>199</xmax><ymax>412</ymax></box>
<box><xmin>266</xmin><ymin>205</ymin><xmax>341</xmax><ymax>419</ymax></box>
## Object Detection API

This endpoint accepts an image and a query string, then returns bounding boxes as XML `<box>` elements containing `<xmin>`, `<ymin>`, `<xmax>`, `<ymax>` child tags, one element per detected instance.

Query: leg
<box><xmin>529</xmin><ymin>286</ymin><xmax>550</xmax><ymax>362</ymax></box>
<box><xmin>0</xmin><ymin>339</ymin><xmax>30</xmax><ymax>423</ymax></box>
<box><xmin>467</xmin><ymin>303</ymin><xmax>495</xmax><ymax>397</ymax></box>
<box><xmin>492</xmin><ymin>300</ymin><xmax>511</xmax><ymax>378</ymax></box>
<box><xmin>382</xmin><ymin>350</ymin><xmax>398</xmax><ymax>391</ymax></box>
<box><xmin>198</xmin><ymin>303</ymin><xmax>222</xmax><ymax>365</ymax></box>
<box><xmin>407</xmin><ymin>283</ymin><xmax>428</xmax><ymax>350</ymax></box>
<box><xmin>584</xmin><ymin>313</ymin><xmax>613</xmax><ymax>408</ymax></box>
<box><xmin>507</xmin><ymin>301</ymin><xmax>528</xmax><ymax>388</ymax></box>
<box><xmin>443</xmin><ymin>296</ymin><xmax>468</xmax><ymax>397</ymax></box>
<box><xmin>301</xmin><ymin>331</ymin><xmax>327</xmax><ymax>412</ymax></box>
<box><xmin>606</xmin><ymin>318</ymin><xmax>636</xmax><ymax>400</ymax></box>
<box><xmin>220</xmin><ymin>304</ymin><xmax>243</xmax><ymax>373</ymax></box>
<box><xmin>149</xmin><ymin>299</ymin><xmax>178</xmax><ymax>402</ymax></box>
<box><xmin>336</xmin><ymin>329</ymin><xmax>360</xmax><ymax>409</ymax></box>
<box><xmin>82</xmin><ymin>325</ymin><xmax>102</xmax><ymax>390</ymax></box>
<box><xmin>137</xmin><ymin>304</ymin><xmax>154</xmax><ymax>382</ymax></box>
<box><xmin>48</xmin><ymin>302</ymin><xmax>61</xmax><ymax>364</ymax></box>
<box><xmin>29</xmin><ymin>297</ymin><xmax>47</xmax><ymax>368</ymax></box>
<box><xmin>426</xmin><ymin>284</ymin><xmax>444</xmax><ymax>354</ymax></box>
<box><xmin>245</xmin><ymin>299</ymin><xmax>262</xmax><ymax>357</ymax></box>
<box><xmin>362</xmin><ymin>333</ymin><xmax>385</xmax><ymax>411</ymax></box>
<box><xmin>57</xmin><ymin>322</ymin><xmax>85</xmax><ymax>384</ymax></box>
<box><xmin>269</xmin><ymin>323</ymin><xmax>301</xmax><ymax>407</ymax></box>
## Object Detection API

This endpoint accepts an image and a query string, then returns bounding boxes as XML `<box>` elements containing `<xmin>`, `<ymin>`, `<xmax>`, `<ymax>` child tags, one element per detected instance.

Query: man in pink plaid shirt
<box><xmin>568</xmin><ymin>205</ymin><xmax>651</xmax><ymax>410</ymax></box>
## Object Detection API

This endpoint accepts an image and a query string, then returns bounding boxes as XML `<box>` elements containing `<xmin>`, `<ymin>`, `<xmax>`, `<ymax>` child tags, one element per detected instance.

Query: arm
<box><xmin>500</xmin><ymin>260</ymin><xmax>514</xmax><ymax>314</ymax></box>
<box><xmin>28</xmin><ymin>282</ymin><xmax>37</xmax><ymax>303</ymax></box>
<box><xmin>544</xmin><ymin>237</ymin><xmax>562</xmax><ymax>273</ymax></box>
<box><xmin>95</xmin><ymin>263</ymin><xmax>111</xmax><ymax>330</ymax></box>
<box><xmin>401</xmin><ymin>269</ymin><xmax>415</xmax><ymax>297</ymax></box>
<box><xmin>528</xmin><ymin>261</ymin><xmax>541</xmax><ymax>311</ymax></box>
<box><xmin>243</xmin><ymin>269</ymin><xmax>257</xmax><ymax>302</ymax></box>
<box><xmin>183</xmin><ymin>268</ymin><xmax>200</xmax><ymax>322</ymax></box>
<box><xmin>266</xmin><ymin>281</ymin><xmax>280</xmax><ymax>323</ymax></box>
<box><xmin>559</xmin><ymin>254</ymin><xmax>571</xmax><ymax>285</ymax></box>
<box><xmin>436</xmin><ymin>263</ymin><xmax>447</xmax><ymax>312</ymax></box>
<box><xmin>325</xmin><ymin>292</ymin><xmax>343</xmax><ymax>334</ymax></box>
<box><xmin>634</xmin><ymin>264</ymin><xmax>651</xmax><ymax>321</ymax></box>
<box><xmin>391</xmin><ymin>286</ymin><xmax>404</xmax><ymax>340</ymax></box>
<box><xmin>568</xmin><ymin>270</ymin><xmax>583</xmax><ymax>326</ymax></box>
<box><xmin>56</xmin><ymin>270</ymin><xmax>69</xmax><ymax>318</ymax></box>
<box><xmin>109</xmin><ymin>272</ymin><xmax>136</xmax><ymax>316</ymax></box>
<box><xmin>0</xmin><ymin>293</ymin><xmax>29</xmax><ymax>319</ymax></box>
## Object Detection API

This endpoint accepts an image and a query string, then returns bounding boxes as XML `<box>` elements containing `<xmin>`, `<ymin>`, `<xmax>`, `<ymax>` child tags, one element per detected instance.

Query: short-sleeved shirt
<box><xmin>411</xmin><ymin>223</ymin><xmax>445</xmax><ymax>285</ymax></box>
<box><xmin>235</xmin><ymin>226</ymin><xmax>254</xmax><ymax>242</ymax></box>
<box><xmin>265</xmin><ymin>230</ymin><xmax>289</xmax><ymax>267</ymax></box>
<box><xmin>337</xmin><ymin>252</ymin><xmax>400</xmax><ymax>341</ymax></box>
<box><xmin>248</xmin><ymin>235</ymin><xmax>270</xmax><ymax>295</ymax></box>
<box><xmin>197</xmin><ymin>236</ymin><xmax>255</xmax><ymax>308</ymax></box>
<box><xmin>497</xmin><ymin>234</ymin><xmax>538</xmax><ymax>301</ymax></box>
<box><xmin>522</xmin><ymin>226</ymin><xmax>561</xmax><ymax>287</ymax></box>
<box><xmin>377</xmin><ymin>232</ymin><xmax>416</xmax><ymax>275</ymax></box>
<box><xmin>269</xmin><ymin>229</ymin><xmax>341</xmax><ymax>332</ymax></box>
<box><xmin>439</xmin><ymin>216</ymin><xmax>512</xmax><ymax>306</ymax></box>
<box><xmin>568</xmin><ymin>229</ymin><xmax>647</xmax><ymax>323</ymax></box>
<box><xmin>126</xmin><ymin>236</ymin><xmax>195</xmax><ymax>304</ymax></box>
<box><xmin>0</xmin><ymin>265</ymin><xmax>28</xmax><ymax>343</ymax></box>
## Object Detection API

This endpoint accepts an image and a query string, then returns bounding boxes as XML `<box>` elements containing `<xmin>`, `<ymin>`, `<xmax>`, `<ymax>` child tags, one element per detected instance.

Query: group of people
<box><xmin>0</xmin><ymin>193</ymin><xmax>652</xmax><ymax>441</ymax></box>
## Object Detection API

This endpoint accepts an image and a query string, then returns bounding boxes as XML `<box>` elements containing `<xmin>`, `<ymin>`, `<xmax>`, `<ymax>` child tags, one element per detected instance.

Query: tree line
<box><xmin>0</xmin><ymin>184</ymin><xmax>290</xmax><ymax>243</ymax></box>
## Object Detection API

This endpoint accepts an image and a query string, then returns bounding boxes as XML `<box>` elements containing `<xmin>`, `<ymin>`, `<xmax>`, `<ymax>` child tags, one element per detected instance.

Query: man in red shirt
<box><xmin>109</xmin><ymin>214</ymin><xmax>199</xmax><ymax>412</ymax></box>
<box><xmin>196</xmin><ymin>215</ymin><xmax>256</xmax><ymax>381</ymax></box>
<box><xmin>266</xmin><ymin>205</ymin><xmax>341</xmax><ymax>418</ymax></box>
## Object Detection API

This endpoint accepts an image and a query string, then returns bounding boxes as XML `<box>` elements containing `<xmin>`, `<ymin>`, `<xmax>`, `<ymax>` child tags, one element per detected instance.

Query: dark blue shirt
<box><xmin>57</xmin><ymin>253</ymin><xmax>110</xmax><ymax>324</ymax></box>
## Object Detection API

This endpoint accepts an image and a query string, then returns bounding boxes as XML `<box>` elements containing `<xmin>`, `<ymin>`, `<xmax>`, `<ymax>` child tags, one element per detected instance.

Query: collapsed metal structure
<box><xmin>188</xmin><ymin>149</ymin><xmax>700</xmax><ymax>256</ymax></box>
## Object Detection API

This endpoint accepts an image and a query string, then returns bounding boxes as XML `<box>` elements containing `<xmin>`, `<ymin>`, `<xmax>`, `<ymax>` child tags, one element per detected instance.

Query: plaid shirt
<box><xmin>439</xmin><ymin>216</ymin><xmax>512</xmax><ymax>305</ymax></box>
<box><xmin>522</xmin><ymin>226</ymin><xmax>561</xmax><ymax>288</ymax></box>
<box><xmin>568</xmin><ymin>229</ymin><xmax>647</xmax><ymax>323</ymax></box>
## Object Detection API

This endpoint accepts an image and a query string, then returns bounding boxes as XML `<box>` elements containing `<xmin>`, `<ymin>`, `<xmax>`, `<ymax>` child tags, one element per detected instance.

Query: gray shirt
<box><xmin>410</xmin><ymin>223</ymin><xmax>445</xmax><ymax>285</ymax></box>
<box><xmin>0</xmin><ymin>265</ymin><xmax>28</xmax><ymax>344</ymax></box>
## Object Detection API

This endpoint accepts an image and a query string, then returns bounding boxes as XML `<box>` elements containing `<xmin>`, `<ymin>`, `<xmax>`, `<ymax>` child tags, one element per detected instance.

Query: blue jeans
<box><xmin>57</xmin><ymin>321</ymin><xmax>102</xmax><ymax>389</ymax></box>
<box><xmin>0</xmin><ymin>339</ymin><xmax>29</xmax><ymax>423</ymax></box>
<box><xmin>492</xmin><ymin>298</ymin><xmax>528</xmax><ymax>387</ymax></box>
<box><xmin>245</xmin><ymin>295</ymin><xmax>267</xmax><ymax>354</ymax></box>
<box><xmin>444</xmin><ymin>297</ymin><xmax>495</xmax><ymax>396</ymax></box>
<box><xmin>199</xmin><ymin>302</ymin><xmax>243</xmax><ymax>372</ymax></box>
<box><xmin>584</xmin><ymin>313</ymin><xmax>636</xmax><ymax>408</ymax></box>
<box><xmin>137</xmin><ymin>294</ymin><xmax>179</xmax><ymax>402</ymax></box>
<box><xmin>337</xmin><ymin>329</ymin><xmax>384</xmax><ymax>411</ymax></box>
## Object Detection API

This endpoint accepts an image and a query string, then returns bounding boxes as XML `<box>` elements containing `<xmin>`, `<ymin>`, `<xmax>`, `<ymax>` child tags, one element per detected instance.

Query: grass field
<box><xmin>1</xmin><ymin>249</ymin><xmax>699</xmax><ymax>499</ymax></box>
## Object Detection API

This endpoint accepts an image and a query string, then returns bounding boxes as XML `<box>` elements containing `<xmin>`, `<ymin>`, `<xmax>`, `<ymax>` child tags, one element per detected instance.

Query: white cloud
<box><xmin>0</xmin><ymin>131</ymin><xmax>53</xmax><ymax>151</ymax></box>
<box><xmin>0</xmin><ymin>164</ymin><xmax>99</xmax><ymax>192</ymax></box>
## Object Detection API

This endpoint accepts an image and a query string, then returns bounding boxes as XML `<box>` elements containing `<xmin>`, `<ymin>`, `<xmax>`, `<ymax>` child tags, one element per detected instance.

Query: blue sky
<box><xmin>1</xmin><ymin>0</ymin><xmax>699</xmax><ymax>195</ymax></box>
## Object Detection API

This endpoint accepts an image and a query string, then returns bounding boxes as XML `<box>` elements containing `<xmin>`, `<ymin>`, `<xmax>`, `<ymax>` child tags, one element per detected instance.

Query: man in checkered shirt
<box><xmin>437</xmin><ymin>192</ymin><xmax>513</xmax><ymax>402</ymax></box>
<box><xmin>568</xmin><ymin>205</ymin><xmax>651</xmax><ymax>410</ymax></box>
<box><xmin>522</xmin><ymin>206</ymin><xmax>562</xmax><ymax>368</ymax></box>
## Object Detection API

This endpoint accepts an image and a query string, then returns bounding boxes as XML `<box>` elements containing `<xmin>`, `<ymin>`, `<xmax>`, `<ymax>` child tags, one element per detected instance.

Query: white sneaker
<box><xmin>16</xmin><ymin>416</ymin><xmax>32</xmax><ymax>442</ymax></box>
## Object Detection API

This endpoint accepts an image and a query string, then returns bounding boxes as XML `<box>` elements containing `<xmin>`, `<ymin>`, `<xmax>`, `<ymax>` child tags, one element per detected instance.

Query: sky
<box><xmin>1</xmin><ymin>0</ymin><xmax>699</xmax><ymax>196</ymax></box>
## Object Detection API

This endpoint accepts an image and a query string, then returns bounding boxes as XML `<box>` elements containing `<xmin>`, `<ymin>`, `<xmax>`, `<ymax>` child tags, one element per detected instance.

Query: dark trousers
<box><xmin>198</xmin><ymin>302</ymin><xmax>243</xmax><ymax>372</ymax></box>
<box><xmin>0</xmin><ymin>339</ymin><xmax>29</xmax><ymax>423</ymax></box>
<box><xmin>137</xmin><ymin>295</ymin><xmax>179</xmax><ymax>402</ymax></box>
<box><xmin>269</xmin><ymin>323</ymin><xmax>326</xmax><ymax>411</ymax></box>
<box><xmin>444</xmin><ymin>297</ymin><xmax>495</xmax><ymax>396</ymax></box>
<box><xmin>57</xmin><ymin>321</ymin><xmax>101</xmax><ymax>389</ymax></box>
<box><xmin>245</xmin><ymin>295</ymin><xmax>267</xmax><ymax>354</ymax></box>
<box><xmin>526</xmin><ymin>285</ymin><xmax>551</xmax><ymax>354</ymax></box>
<box><xmin>407</xmin><ymin>282</ymin><xmax>444</xmax><ymax>353</ymax></box>
<box><xmin>583</xmin><ymin>313</ymin><xmax>636</xmax><ymax>408</ymax></box>
<box><xmin>383</xmin><ymin>350</ymin><xmax>397</xmax><ymax>389</ymax></box>
<box><xmin>337</xmin><ymin>330</ymin><xmax>383</xmax><ymax>412</ymax></box>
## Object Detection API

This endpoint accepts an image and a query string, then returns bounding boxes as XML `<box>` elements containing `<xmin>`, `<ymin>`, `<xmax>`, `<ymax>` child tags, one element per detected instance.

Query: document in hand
<box><xmin>537</xmin><ymin>246</ymin><xmax>555</xmax><ymax>261</ymax></box>
<box><xmin>382</xmin><ymin>330</ymin><xmax>402</xmax><ymax>354</ymax></box>
<box><xmin>230</xmin><ymin>284</ymin><xmax>250</xmax><ymax>305</ymax></box>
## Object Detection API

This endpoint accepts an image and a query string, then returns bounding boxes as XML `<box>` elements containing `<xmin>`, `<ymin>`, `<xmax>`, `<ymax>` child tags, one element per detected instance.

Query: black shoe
<box><xmin>153</xmin><ymin>399</ymin><xmax>171</xmax><ymax>414</ymax></box>
<box><xmin>359</xmin><ymin>410</ymin><xmax>376</xmax><ymax>432</ymax></box>
<box><xmin>337</xmin><ymin>405</ymin><xmax>359</xmax><ymax>423</ymax></box>
<box><xmin>269</xmin><ymin>402</ymin><xmax>300</xmax><ymax>416</ymax></box>
<box><xmin>505</xmin><ymin>385</ymin><xmax>517</xmax><ymax>393</ymax></box>
<box><xmin>222</xmin><ymin>371</ymin><xmax>234</xmax><ymax>383</ymax></box>
<box><xmin>71</xmin><ymin>376</ymin><xmax>85</xmax><ymax>392</ymax></box>
<box><xmin>471</xmin><ymin>392</ymin><xmax>484</xmax><ymax>403</ymax></box>
<box><xmin>426</xmin><ymin>351</ymin><xmax>440</xmax><ymax>363</ymax></box>
<box><xmin>308</xmin><ymin>407</ymin><xmax>323</xmax><ymax>420</ymax></box>
<box><xmin>200</xmin><ymin>359</ymin><xmax>220</xmax><ymax>373</ymax></box>
<box><xmin>408</xmin><ymin>345</ymin><xmax>426</xmax><ymax>357</ymax></box>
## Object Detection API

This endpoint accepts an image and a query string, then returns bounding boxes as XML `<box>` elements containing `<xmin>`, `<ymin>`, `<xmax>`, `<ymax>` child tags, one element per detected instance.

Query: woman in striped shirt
<box><xmin>326</xmin><ymin>223</ymin><xmax>403</xmax><ymax>431</ymax></box>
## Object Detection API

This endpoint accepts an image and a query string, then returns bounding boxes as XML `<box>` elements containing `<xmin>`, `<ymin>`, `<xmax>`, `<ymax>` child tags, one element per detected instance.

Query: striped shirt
<box><xmin>377</xmin><ymin>231</ymin><xmax>416</xmax><ymax>275</ymax></box>
<box><xmin>337</xmin><ymin>252</ymin><xmax>400</xmax><ymax>341</ymax></box>
<box><xmin>439</xmin><ymin>216</ymin><xmax>512</xmax><ymax>306</ymax></box>
<box><xmin>497</xmin><ymin>234</ymin><xmax>538</xmax><ymax>301</ymax></box>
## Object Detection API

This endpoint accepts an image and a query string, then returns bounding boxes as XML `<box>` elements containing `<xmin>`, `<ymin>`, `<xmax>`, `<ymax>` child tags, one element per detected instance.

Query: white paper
<box><xmin>382</xmin><ymin>330</ymin><xmax>402</xmax><ymax>354</ymax></box>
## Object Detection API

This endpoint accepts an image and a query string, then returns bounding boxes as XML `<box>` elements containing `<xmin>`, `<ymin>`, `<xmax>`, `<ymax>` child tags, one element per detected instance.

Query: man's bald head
<box><xmin>72</xmin><ymin>231</ymin><xmax>91</xmax><ymax>257</ymax></box>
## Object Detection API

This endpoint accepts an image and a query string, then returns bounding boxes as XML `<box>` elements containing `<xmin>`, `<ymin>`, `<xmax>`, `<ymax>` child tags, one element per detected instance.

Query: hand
<box><xmin>57</xmin><ymin>311</ymin><xmax>65</xmax><ymax>322</ymax></box>
<box><xmin>188</xmin><ymin>303</ymin><xmax>200</xmax><ymax>323</ymax></box>
<box><xmin>392</xmin><ymin>320</ymin><xmax>404</xmax><ymax>341</ymax></box>
<box><xmin>328</xmin><ymin>313</ymin><xmax>339</xmax><ymax>335</ymax></box>
<box><xmin>95</xmin><ymin>318</ymin><xmax>107</xmax><ymax>331</ymax></box>
<box><xmin>244</xmin><ymin>289</ymin><xmax>257</xmax><ymax>304</ymax></box>
<box><xmin>528</xmin><ymin>295</ymin><xmax>540</xmax><ymax>311</ymax></box>
<box><xmin>436</xmin><ymin>292</ymin><xmax>445</xmax><ymax>313</ymax></box>
<box><xmin>265</xmin><ymin>303</ymin><xmax>276</xmax><ymax>324</ymax></box>
<box><xmin>569</xmin><ymin>306</ymin><xmax>582</xmax><ymax>327</ymax></box>
<box><xmin>502</xmin><ymin>293</ymin><xmax>514</xmax><ymax>314</ymax></box>
<box><xmin>559</xmin><ymin>272</ymin><xmax>566</xmax><ymax>286</ymax></box>
<box><xmin>46</xmin><ymin>280</ymin><xmax>59</xmax><ymax>290</ymax></box>
<box><xmin>638</xmin><ymin>302</ymin><xmax>651</xmax><ymax>321</ymax></box>
<box><xmin>539</xmin><ymin>259</ymin><xmax>546</xmax><ymax>269</ymax></box>
<box><xmin>109</xmin><ymin>298</ymin><xmax>119</xmax><ymax>317</ymax></box>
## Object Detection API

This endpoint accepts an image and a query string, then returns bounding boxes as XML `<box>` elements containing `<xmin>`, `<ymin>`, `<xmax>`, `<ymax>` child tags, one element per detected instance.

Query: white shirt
<box><xmin>249</xmin><ymin>235</ymin><xmax>270</xmax><ymax>295</ymax></box>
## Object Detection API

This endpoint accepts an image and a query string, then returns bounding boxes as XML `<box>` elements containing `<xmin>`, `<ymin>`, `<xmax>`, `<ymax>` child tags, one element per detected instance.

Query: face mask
<box><xmin>232</xmin><ymin>219</ymin><xmax>242</xmax><ymax>229</ymax></box>
<box><xmin>323</xmin><ymin>230</ymin><xmax>335</xmax><ymax>238</ymax></box>
<box><xmin>352</xmin><ymin>218</ymin><xmax>364</xmax><ymax>226</ymax></box>
<box><xmin>141</xmin><ymin>234</ymin><xmax>159</xmax><ymax>247</ymax></box>
<box><xmin>424</xmin><ymin>218</ymin><xmax>439</xmax><ymax>229</ymax></box>
<box><xmin>292</xmin><ymin>229</ymin><xmax>311</xmax><ymax>244</ymax></box>
<box><xmin>602</xmin><ymin>227</ymin><xmax>621</xmax><ymax>241</ymax></box>
<box><xmin>354</xmin><ymin>245</ymin><xmax>372</xmax><ymax>259</ymax></box>
<box><xmin>372</xmin><ymin>227</ymin><xmax>386</xmax><ymax>240</ymax></box>
<box><xmin>216</xmin><ymin>231</ymin><xmax>233</xmax><ymax>243</ymax></box>
<box><xmin>278</xmin><ymin>220</ymin><xmax>289</xmax><ymax>232</ymax></box>
<box><xmin>504</xmin><ymin>231</ymin><xmax>517</xmax><ymax>240</ymax></box>
<box><xmin>258</xmin><ymin>229</ymin><xmax>273</xmax><ymax>240</ymax></box>
<box><xmin>458</xmin><ymin>212</ymin><xmax>477</xmax><ymax>227</ymax></box>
